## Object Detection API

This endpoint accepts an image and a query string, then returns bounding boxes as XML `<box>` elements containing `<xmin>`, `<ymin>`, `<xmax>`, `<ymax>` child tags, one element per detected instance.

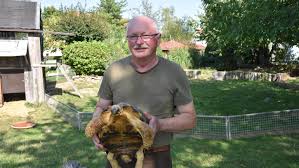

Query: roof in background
<box><xmin>159</xmin><ymin>40</ymin><xmax>186</xmax><ymax>51</ymax></box>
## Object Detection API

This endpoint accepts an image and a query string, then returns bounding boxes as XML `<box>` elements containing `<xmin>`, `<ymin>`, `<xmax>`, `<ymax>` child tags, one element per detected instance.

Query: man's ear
<box><xmin>157</xmin><ymin>33</ymin><xmax>161</xmax><ymax>46</ymax></box>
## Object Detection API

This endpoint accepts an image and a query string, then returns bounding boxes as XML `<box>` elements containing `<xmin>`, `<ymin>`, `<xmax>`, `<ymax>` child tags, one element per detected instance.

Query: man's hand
<box><xmin>144</xmin><ymin>112</ymin><xmax>160</xmax><ymax>135</ymax></box>
<box><xmin>92</xmin><ymin>135</ymin><xmax>106</xmax><ymax>151</ymax></box>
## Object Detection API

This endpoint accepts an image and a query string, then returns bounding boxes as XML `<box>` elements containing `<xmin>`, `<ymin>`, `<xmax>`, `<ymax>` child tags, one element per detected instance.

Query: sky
<box><xmin>41</xmin><ymin>0</ymin><xmax>204</xmax><ymax>18</ymax></box>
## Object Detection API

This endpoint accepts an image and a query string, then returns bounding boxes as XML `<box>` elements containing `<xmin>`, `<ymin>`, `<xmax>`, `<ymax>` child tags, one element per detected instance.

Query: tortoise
<box><xmin>85</xmin><ymin>103</ymin><xmax>154</xmax><ymax>168</ymax></box>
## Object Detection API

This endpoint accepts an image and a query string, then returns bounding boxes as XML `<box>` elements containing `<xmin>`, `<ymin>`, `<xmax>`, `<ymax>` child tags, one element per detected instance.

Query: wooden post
<box><xmin>0</xmin><ymin>75</ymin><xmax>3</xmax><ymax>107</ymax></box>
<box><xmin>26</xmin><ymin>32</ymin><xmax>45</xmax><ymax>103</ymax></box>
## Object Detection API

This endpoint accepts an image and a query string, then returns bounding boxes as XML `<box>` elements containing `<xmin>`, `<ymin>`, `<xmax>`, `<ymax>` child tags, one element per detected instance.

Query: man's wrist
<box><xmin>157</xmin><ymin>118</ymin><xmax>162</xmax><ymax>132</ymax></box>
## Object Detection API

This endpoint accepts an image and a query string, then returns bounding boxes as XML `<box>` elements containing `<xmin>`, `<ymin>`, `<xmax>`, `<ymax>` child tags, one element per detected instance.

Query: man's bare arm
<box><xmin>158</xmin><ymin>101</ymin><xmax>196</xmax><ymax>132</ymax></box>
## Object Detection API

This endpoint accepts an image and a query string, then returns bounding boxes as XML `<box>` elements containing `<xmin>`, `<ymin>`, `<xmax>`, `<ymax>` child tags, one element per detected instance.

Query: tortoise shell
<box><xmin>85</xmin><ymin>103</ymin><xmax>154</xmax><ymax>164</ymax></box>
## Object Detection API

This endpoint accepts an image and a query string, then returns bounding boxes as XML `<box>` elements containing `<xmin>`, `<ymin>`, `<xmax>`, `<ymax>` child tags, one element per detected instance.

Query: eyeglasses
<box><xmin>126</xmin><ymin>33</ymin><xmax>160</xmax><ymax>42</ymax></box>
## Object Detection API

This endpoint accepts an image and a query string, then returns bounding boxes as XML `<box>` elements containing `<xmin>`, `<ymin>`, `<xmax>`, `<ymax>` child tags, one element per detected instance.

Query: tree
<box><xmin>42</xmin><ymin>5</ymin><xmax>115</xmax><ymax>46</ymax></box>
<box><xmin>201</xmin><ymin>0</ymin><xmax>299</xmax><ymax>67</ymax></box>
<box><xmin>56</xmin><ymin>10</ymin><xmax>113</xmax><ymax>43</ymax></box>
<box><xmin>42</xmin><ymin>6</ymin><xmax>62</xmax><ymax>19</ymax></box>
<box><xmin>130</xmin><ymin>0</ymin><xmax>161</xmax><ymax>27</ymax></box>
<box><xmin>97</xmin><ymin>0</ymin><xmax>127</xmax><ymax>22</ymax></box>
<box><xmin>161</xmin><ymin>7</ymin><xmax>193</xmax><ymax>42</ymax></box>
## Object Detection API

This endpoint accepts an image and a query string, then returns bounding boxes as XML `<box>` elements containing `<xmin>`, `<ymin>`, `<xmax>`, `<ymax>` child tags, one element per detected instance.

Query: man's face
<box><xmin>127</xmin><ymin>21</ymin><xmax>160</xmax><ymax>59</ymax></box>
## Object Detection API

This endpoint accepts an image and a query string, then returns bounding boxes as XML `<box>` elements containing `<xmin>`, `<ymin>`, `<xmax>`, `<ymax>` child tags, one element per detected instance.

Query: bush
<box><xmin>62</xmin><ymin>41</ymin><xmax>110</xmax><ymax>75</ymax></box>
<box><xmin>167</xmin><ymin>48</ymin><xmax>194</xmax><ymax>69</ymax></box>
<box><xmin>102</xmin><ymin>26</ymin><xmax>130</xmax><ymax>64</ymax></box>
<box><xmin>55</xmin><ymin>11</ymin><xmax>113</xmax><ymax>43</ymax></box>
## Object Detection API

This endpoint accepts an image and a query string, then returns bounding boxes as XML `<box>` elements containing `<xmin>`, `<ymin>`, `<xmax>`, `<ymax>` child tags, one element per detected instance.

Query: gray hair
<box><xmin>126</xmin><ymin>16</ymin><xmax>160</xmax><ymax>34</ymax></box>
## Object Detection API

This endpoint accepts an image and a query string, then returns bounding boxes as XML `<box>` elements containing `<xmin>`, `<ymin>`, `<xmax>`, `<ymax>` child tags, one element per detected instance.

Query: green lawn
<box><xmin>53</xmin><ymin>79</ymin><xmax>299</xmax><ymax>116</ymax></box>
<box><xmin>1</xmin><ymin>76</ymin><xmax>298</xmax><ymax>167</ymax></box>
<box><xmin>192</xmin><ymin>80</ymin><xmax>299</xmax><ymax>115</ymax></box>
<box><xmin>0</xmin><ymin>104</ymin><xmax>298</xmax><ymax>168</ymax></box>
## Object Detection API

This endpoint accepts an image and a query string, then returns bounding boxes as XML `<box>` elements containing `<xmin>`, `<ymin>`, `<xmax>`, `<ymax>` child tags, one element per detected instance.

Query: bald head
<box><xmin>126</xmin><ymin>16</ymin><xmax>159</xmax><ymax>35</ymax></box>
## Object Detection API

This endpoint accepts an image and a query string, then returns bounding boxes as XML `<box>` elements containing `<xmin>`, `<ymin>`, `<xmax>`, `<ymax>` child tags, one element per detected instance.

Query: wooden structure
<box><xmin>0</xmin><ymin>0</ymin><xmax>44</xmax><ymax>104</ymax></box>
<box><xmin>159</xmin><ymin>40</ymin><xmax>186</xmax><ymax>55</ymax></box>
<box><xmin>0</xmin><ymin>75</ymin><xmax>3</xmax><ymax>107</ymax></box>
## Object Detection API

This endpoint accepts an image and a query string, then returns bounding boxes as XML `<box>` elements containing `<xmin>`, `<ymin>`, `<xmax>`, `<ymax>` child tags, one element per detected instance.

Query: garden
<box><xmin>1</xmin><ymin>0</ymin><xmax>299</xmax><ymax>167</ymax></box>
<box><xmin>1</xmin><ymin>70</ymin><xmax>299</xmax><ymax>167</ymax></box>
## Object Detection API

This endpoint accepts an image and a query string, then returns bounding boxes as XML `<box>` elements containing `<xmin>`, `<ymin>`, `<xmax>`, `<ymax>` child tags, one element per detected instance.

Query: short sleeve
<box><xmin>98</xmin><ymin>68</ymin><xmax>113</xmax><ymax>100</ymax></box>
<box><xmin>173</xmin><ymin>66</ymin><xmax>193</xmax><ymax>106</ymax></box>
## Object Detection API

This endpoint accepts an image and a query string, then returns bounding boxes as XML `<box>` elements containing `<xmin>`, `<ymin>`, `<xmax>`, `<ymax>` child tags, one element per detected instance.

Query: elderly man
<box><xmin>92</xmin><ymin>16</ymin><xmax>196</xmax><ymax>168</ymax></box>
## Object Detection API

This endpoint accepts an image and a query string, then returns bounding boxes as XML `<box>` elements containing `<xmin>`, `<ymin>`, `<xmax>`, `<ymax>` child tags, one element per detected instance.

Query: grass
<box><xmin>0</xmin><ymin>104</ymin><xmax>106</xmax><ymax>168</ymax></box>
<box><xmin>0</xmin><ymin>104</ymin><xmax>298</xmax><ymax>168</ymax></box>
<box><xmin>1</xmin><ymin>72</ymin><xmax>298</xmax><ymax>167</ymax></box>
<box><xmin>286</xmin><ymin>77</ymin><xmax>299</xmax><ymax>85</ymax></box>
<box><xmin>191</xmin><ymin>80</ymin><xmax>299</xmax><ymax>115</ymax></box>
<box><xmin>51</xmin><ymin>79</ymin><xmax>299</xmax><ymax>116</ymax></box>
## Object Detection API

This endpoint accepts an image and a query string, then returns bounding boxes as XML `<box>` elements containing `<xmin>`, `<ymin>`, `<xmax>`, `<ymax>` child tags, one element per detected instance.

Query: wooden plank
<box><xmin>24</xmin><ymin>66</ymin><xmax>33</xmax><ymax>102</ymax></box>
<box><xmin>0</xmin><ymin>72</ymin><xmax>25</xmax><ymax>94</ymax></box>
<box><xmin>0</xmin><ymin>29</ymin><xmax>75</xmax><ymax>36</ymax></box>
<box><xmin>0</xmin><ymin>0</ymin><xmax>40</xmax><ymax>30</ymax></box>
<box><xmin>0</xmin><ymin>75</ymin><xmax>3</xmax><ymax>107</ymax></box>
<box><xmin>0</xmin><ymin>28</ymin><xmax>42</xmax><ymax>33</ymax></box>
<box><xmin>0</xmin><ymin>56</ymin><xmax>26</xmax><ymax>68</ymax></box>
<box><xmin>27</xmin><ymin>32</ymin><xmax>44</xmax><ymax>103</ymax></box>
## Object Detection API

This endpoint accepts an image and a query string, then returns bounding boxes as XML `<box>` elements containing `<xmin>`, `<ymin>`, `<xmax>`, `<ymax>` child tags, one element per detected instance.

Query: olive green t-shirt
<box><xmin>99</xmin><ymin>56</ymin><xmax>193</xmax><ymax>147</ymax></box>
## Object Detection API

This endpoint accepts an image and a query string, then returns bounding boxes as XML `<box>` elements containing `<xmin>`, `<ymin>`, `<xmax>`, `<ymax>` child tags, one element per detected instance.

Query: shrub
<box><xmin>167</xmin><ymin>48</ymin><xmax>194</xmax><ymax>69</ymax></box>
<box><xmin>102</xmin><ymin>26</ymin><xmax>130</xmax><ymax>64</ymax></box>
<box><xmin>55</xmin><ymin>11</ymin><xmax>113</xmax><ymax>43</ymax></box>
<box><xmin>63</xmin><ymin>41</ymin><xmax>110</xmax><ymax>75</ymax></box>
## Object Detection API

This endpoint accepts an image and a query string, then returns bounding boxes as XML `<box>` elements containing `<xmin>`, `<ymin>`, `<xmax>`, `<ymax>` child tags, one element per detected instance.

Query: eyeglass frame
<box><xmin>126</xmin><ymin>33</ymin><xmax>161</xmax><ymax>42</ymax></box>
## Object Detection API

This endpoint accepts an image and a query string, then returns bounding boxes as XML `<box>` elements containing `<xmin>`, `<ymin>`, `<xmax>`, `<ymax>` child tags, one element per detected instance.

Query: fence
<box><xmin>45</xmin><ymin>94</ymin><xmax>299</xmax><ymax>140</ymax></box>
<box><xmin>212</xmin><ymin>71</ymin><xmax>289</xmax><ymax>82</ymax></box>
<box><xmin>180</xmin><ymin>109</ymin><xmax>299</xmax><ymax>140</ymax></box>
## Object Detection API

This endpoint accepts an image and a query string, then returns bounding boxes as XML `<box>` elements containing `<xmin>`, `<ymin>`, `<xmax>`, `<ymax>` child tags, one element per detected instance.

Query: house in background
<box><xmin>0</xmin><ymin>0</ymin><xmax>44</xmax><ymax>106</ymax></box>
<box><xmin>159</xmin><ymin>40</ymin><xmax>186</xmax><ymax>55</ymax></box>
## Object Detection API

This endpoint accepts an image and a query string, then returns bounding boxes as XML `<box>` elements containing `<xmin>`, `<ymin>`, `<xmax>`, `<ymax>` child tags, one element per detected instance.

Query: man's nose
<box><xmin>136</xmin><ymin>36</ymin><xmax>145</xmax><ymax>44</ymax></box>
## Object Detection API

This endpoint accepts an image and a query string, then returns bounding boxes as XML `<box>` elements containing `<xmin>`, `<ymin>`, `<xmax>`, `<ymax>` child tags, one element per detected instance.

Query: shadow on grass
<box><xmin>0</xmin><ymin>104</ymin><xmax>105</xmax><ymax>168</ymax></box>
<box><xmin>1</xmin><ymin>104</ymin><xmax>298</xmax><ymax>168</ymax></box>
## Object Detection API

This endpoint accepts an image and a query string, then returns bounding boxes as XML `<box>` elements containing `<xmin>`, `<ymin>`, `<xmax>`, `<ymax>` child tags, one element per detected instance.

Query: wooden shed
<box><xmin>0</xmin><ymin>0</ymin><xmax>44</xmax><ymax>106</ymax></box>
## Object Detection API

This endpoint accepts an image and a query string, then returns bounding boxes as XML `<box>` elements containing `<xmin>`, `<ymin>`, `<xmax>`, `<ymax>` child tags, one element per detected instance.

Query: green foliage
<box><xmin>55</xmin><ymin>11</ymin><xmax>113</xmax><ymax>43</ymax></box>
<box><xmin>131</xmin><ymin>0</ymin><xmax>161</xmax><ymax>25</ymax></box>
<box><xmin>161</xmin><ymin>7</ymin><xmax>193</xmax><ymax>42</ymax></box>
<box><xmin>42</xmin><ymin>7</ymin><xmax>65</xmax><ymax>50</ymax></box>
<box><xmin>201</xmin><ymin>0</ymin><xmax>299</xmax><ymax>67</ymax></box>
<box><xmin>102</xmin><ymin>35</ymin><xmax>130</xmax><ymax>64</ymax></box>
<box><xmin>97</xmin><ymin>0</ymin><xmax>127</xmax><ymax>22</ymax></box>
<box><xmin>167</xmin><ymin>48</ymin><xmax>194</xmax><ymax>69</ymax></box>
<box><xmin>62</xmin><ymin>41</ymin><xmax>110</xmax><ymax>75</ymax></box>
<box><xmin>42</xmin><ymin>6</ymin><xmax>62</xmax><ymax>19</ymax></box>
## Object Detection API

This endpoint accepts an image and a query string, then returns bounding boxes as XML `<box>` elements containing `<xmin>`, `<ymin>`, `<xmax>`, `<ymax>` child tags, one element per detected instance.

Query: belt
<box><xmin>145</xmin><ymin>145</ymin><xmax>170</xmax><ymax>153</ymax></box>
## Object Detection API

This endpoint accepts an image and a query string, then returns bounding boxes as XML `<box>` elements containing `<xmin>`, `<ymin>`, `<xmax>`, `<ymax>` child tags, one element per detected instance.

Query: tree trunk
<box><xmin>257</xmin><ymin>46</ymin><xmax>271</xmax><ymax>67</ymax></box>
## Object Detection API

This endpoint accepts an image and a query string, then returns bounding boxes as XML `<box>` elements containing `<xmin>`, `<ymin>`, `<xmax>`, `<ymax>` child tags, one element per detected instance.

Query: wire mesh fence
<box><xmin>45</xmin><ymin>94</ymin><xmax>299</xmax><ymax>140</ymax></box>
<box><xmin>179</xmin><ymin>109</ymin><xmax>299</xmax><ymax>140</ymax></box>
<box><xmin>45</xmin><ymin>94</ymin><xmax>81</xmax><ymax>128</ymax></box>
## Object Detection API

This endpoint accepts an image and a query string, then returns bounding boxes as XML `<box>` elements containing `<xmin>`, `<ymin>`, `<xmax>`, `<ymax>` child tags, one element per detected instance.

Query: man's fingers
<box><xmin>92</xmin><ymin>135</ymin><xmax>100</xmax><ymax>143</ymax></box>
<box><xmin>92</xmin><ymin>135</ymin><xmax>106</xmax><ymax>150</ymax></box>
<box><xmin>143</xmin><ymin>112</ymin><xmax>152</xmax><ymax>120</ymax></box>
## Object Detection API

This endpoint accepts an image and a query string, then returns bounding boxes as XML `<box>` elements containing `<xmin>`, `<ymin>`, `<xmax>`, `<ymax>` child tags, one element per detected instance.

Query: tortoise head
<box><xmin>111</xmin><ymin>103</ymin><xmax>130</xmax><ymax>115</ymax></box>
<box><xmin>111</xmin><ymin>103</ymin><xmax>149</xmax><ymax>123</ymax></box>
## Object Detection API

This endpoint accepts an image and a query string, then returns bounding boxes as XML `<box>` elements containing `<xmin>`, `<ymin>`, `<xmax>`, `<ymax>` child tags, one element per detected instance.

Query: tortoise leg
<box><xmin>107</xmin><ymin>152</ymin><xmax>120</xmax><ymax>168</ymax></box>
<box><xmin>135</xmin><ymin>148</ymin><xmax>144</xmax><ymax>168</ymax></box>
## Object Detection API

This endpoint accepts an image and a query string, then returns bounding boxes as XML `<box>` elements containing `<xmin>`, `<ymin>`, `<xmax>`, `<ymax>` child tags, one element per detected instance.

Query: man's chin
<box><xmin>132</xmin><ymin>52</ymin><xmax>148</xmax><ymax>58</ymax></box>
